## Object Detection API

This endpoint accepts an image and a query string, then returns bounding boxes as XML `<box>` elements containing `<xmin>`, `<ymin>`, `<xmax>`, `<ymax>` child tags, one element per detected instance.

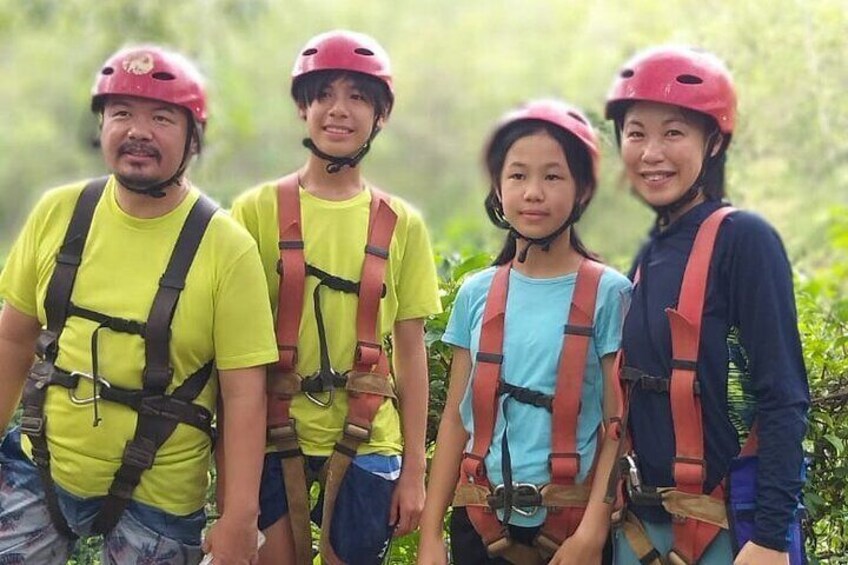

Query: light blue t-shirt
<box><xmin>443</xmin><ymin>264</ymin><xmax>631</xmax><ymax>527</ymax></box>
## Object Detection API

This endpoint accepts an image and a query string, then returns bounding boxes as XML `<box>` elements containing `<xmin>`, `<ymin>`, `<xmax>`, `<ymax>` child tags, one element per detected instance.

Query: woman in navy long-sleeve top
<box><xmin>605</xmin><ymin>46</ymin><xmax>809</xmax><ymax>565</ymax></box>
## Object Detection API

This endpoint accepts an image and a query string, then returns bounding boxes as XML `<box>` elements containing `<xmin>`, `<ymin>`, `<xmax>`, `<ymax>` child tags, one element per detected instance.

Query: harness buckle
<box><xmin>548</xmin><ymin>451</ymin><xmax>580</xmax><ymax>479</ymax></box>
<box><xmin>35</xmin><ymin>331</ymin><xmax>59</xmax><ymax>358</ymax></box>
<box><xmin>67</xmin><ymin>371</ymin><xmax>112</xmax><ymax>406</ymax></box>
<box><xmin>490</xmin><ymin>483</ymin><xmax>542</xmax><ymax>517</ymax></box>
<box><xmin>20</xmin><ymin>415</ymin><xmax>45</xmax><ymax>436</ymax></box>
<box><xmin>342</xmin><ymin>421</ymin><xmax>371</xmax><ymax>443</ymax></box>
<box><xmin>121</xmin><ymin>438</ymin><xmax>156</xmax><ymax>470</ymax></box>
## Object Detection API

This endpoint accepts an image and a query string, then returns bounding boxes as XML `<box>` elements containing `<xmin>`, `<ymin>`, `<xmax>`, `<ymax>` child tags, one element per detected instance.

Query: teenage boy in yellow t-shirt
<box><xmin>230</xmin><ymin>30</ymin><xmax>441</xmax><ymax>564</ymax></box>
<box><xmin>0</xmin><ymin>45</ymin><xmax>277</xmax><ymax>564</ymax></box>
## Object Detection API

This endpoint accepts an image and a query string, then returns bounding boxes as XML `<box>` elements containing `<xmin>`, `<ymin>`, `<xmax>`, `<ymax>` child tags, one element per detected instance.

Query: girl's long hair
<box><xmin>484</xmin><ymin>120</ymin><xmax>599</xmax><ymax>266</ymax></box>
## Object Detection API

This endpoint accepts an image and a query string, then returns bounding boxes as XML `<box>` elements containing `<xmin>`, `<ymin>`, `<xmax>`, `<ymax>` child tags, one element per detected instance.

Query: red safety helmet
<box><xmin>605</xmin><ymin>46</ymin><xmax>736</xmax><ymax>134</ymax></box>
<box><xmin>291</xmin><ymin>30</ymin><xmax>393</xmax><ymax>104</ymax></box>
<box><xmin>92</xmin><ymin>45</ymin><xmax>207</xmax><ymax>124</ymax></box>
<box><xmin>488</xmin><ymin>99</ymin><xmax>600</xmax><ymax>179</ymax></box>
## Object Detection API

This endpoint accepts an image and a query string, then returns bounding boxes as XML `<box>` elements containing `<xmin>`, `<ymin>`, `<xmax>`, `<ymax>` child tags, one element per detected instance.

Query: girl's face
<box><xmin>499</xmin><ymin>131</ymin><xmax>578</xmax><ymax>239</ymax></box>
<box><xmin>620</xmin><ymin>101</ymin><xmax>715</xmax><ymax>208</ymax></box>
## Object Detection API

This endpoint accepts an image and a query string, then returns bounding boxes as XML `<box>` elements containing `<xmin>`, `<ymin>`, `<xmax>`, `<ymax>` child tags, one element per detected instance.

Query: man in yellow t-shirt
<box><xmin>0</xmin><ymin>45</ymin><xmax>277</xmax><ymax>565</ymax></box>
<box><xmin>229</xmin><ymin>30</ymin><xmax>441</xmax><ymax>564</ymax></box>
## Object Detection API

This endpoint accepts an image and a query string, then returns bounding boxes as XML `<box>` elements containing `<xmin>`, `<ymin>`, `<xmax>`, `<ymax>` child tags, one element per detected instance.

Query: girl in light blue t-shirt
<box><xmin>418</xmin><ymin>100</ymin><xmax>631</xmax><ymax>565</ymax></box>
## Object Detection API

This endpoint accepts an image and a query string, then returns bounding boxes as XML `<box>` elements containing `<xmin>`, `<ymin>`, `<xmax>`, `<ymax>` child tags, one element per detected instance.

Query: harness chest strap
<box><xmin>455</xmin><ymin>259</ymin><xmax>604</xmax><ymax>563</ymax></box>
<box><xmin>267</xmin><ymin>174</ymin><xmax>398</xmax><ymax>565</ymax></box>
<box><xmin>20</xmin><ymin>178</ymin><xmax>219</xmax><ymax>537</ymax></box>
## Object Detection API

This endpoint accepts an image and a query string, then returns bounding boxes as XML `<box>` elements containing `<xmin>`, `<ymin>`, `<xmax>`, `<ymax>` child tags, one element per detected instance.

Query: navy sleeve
<box><xmin>723</xmin><ymin>212</ymin><xmax>809</xmax><ymax>551</ymax></box>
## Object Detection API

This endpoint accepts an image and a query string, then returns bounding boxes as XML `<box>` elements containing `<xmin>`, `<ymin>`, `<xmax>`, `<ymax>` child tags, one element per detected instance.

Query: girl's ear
<box><xmin>297</xmin><ymin>104</ymin><xmax>308</xmax><ymax>121</ymax></box>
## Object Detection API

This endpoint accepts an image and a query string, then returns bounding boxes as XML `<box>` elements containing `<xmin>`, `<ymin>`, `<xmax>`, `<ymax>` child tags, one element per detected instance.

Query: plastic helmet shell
<box><xmin>92</xmin><ymin>45</ymin><xmax>207</xmax><ymax>124</ymax></box>
<box><xmin>605</xmin><ymin>46</ymin><xmax>736</xmax><ymax>134</ymax></box>
<box><xmin>291</xmin><ymin>30</ymin><xmax>393</xmax><ymax>101</ymax></box>
<box><xmin>488</xmin><ymin>99</ymin><xmax>600</xmax><ymax>178</ymax></box>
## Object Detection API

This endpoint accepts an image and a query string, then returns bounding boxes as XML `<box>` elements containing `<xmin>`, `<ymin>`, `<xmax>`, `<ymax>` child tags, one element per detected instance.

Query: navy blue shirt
<box><xmin>622</xmin><ymin>200</ymin><xmax>809</xmax><ymax>551</ymax></box>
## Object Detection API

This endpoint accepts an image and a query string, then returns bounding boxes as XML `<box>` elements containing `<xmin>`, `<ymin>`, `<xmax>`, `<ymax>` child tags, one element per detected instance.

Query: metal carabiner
<box><xmin>67</xmin><ymin>371</ymin><xmax>112</xmax><ymax>406</ymax></box>
<box><xmin>624</xmin><ymin>453</ymin><xmax>642</xmax><ymax>491</ymax></box>
<box><xmin>302</xmin><ymin>368</ymin><xmax>344</xmax><ymax>408</ymax></box>
<box><xmin>511</xmin><ymin>482</ymin><xmax>541</xmax><ymax>518</ymax></box>
<box><xmin>492</xmin><ymin>483</ymin><xmax>541</xmax><ymax>518</ymax></box>
<box><xmin>304</xmin><ymin>388</ymin><xmax>334</xmax><ymax>408</ymax></box>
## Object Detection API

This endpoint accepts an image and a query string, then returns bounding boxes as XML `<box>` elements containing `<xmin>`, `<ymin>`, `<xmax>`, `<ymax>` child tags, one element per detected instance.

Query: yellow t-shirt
<box><xmin>231</xmin><ymin>182</ymin><xmax>441</xmax><ymax>456</ymax></box>
<box><xmin>0</xmin><ymin>177</ymin><xmax>278</xmax><ymax>515</ymax></box>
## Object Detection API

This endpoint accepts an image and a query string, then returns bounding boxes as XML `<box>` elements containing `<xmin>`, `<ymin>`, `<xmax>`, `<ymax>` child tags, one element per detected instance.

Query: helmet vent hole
<box><xmin>567</xmin><ymin>111</ymin><xmax>588</xmax><ymax>125</ymax></box>
<box><xmin>620</xmin><ymin>69</ymin><xmax>634</xmax><ymax>78</ymax></box>
<box><xmin>152</xmin><ymin>72</ymin><xmax>176</xmax><ymax>81</ymax></box>
<box><xmin>676</xmin><ymin>74</ymin><xmax>703</xmax><ymax>85</ymax></box>
<box><xmin>302</xmin><ymin>48</ymin><xmax>318</xmax><ymax>56</ymax></box>
<box><xmin>101</xmin><ymin>67</ymin><xmax>115</xmax><ymax>76</ymax></box>
<box><xmin>354</xmin><ymin>48</ymin><xmax>374</xmax><ymax>56</ymax></box>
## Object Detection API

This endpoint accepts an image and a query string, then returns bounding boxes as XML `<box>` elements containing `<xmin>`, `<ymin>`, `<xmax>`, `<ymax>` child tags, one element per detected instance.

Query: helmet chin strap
<box><xmin>303</xmin><ymin>118</ymin><xmax>381</xmax><ymax>174</ymax></box>
<box><xmin>510</xmin><ymin>206</ymin><xmax>582</xmax><ymax>263</ymax></box>
<box><xmin>116</xmin><ymin>122</ymin><xmax>196</xmax><ymax>199</ymax></box>
<box><xmin>650</xmin><ymin>183</ymin><xmax>703</xmax><ymax>227</ymax></box>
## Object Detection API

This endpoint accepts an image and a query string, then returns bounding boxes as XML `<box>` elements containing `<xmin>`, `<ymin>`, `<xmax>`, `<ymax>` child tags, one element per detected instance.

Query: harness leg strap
<box><xmin>267</xmin><ymin>420</ymin><xmax>313</xmax><ymax>565</ymax></box>
<box><xmin>318</xmin><ymin>452</ymin><xmax>355</xmax><ymax>563</ymax></box>
<box><xmin>619</xmin><ymin>511</ymin><xmax>665</xmax><ymax>565</ymax></box>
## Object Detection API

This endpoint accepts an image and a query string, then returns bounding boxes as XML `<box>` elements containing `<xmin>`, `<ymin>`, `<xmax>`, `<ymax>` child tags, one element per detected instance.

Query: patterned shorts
<box><xmin>0</xmin><ymin>428</ymin><xmax>205</xmax><ymax>565</ymax></box>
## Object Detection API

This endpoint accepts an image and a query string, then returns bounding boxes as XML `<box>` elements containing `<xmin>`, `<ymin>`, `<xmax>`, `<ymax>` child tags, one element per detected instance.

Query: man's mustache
<box><xmin>119</xmin><ymin>141</ymin><xmax>161</xmax><ymax>160</ymax></box>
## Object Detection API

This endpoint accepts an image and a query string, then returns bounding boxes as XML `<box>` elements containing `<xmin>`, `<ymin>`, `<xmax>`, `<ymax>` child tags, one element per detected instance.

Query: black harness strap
<box><xmin>21</xmin><ymin>177</ymin><xmax>107</xmax><ymax>540</ymax></box>
<box><xmin>498</xmin><ymin>380</ymin><xmax>554</xmax><ymax>412</ymax></box>
<box><xmin>41</xmin><ymin>179</ymin><xmax>108</xmax><ymax>353</ymax></box>
<box><xmin>92</xmin><ymin>194</ymin><xmax>218</xmax><ymax>535</ymax></box>
<box><xmin>144</xmin><ymin>195</ymin><xmax>218</xmax><ymax>392</ymax></box>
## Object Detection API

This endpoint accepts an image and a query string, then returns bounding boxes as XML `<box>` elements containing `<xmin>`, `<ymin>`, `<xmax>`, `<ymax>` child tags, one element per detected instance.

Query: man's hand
<box><xmin>202</xmin><ymin>514</ymin><xmax>260</xmax><ymax>565</ymax></box>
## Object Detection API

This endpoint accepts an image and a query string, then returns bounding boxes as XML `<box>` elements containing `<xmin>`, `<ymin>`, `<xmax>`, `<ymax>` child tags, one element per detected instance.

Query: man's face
<box><xmin>100</xmin><ymin>95</ymin><xmax>190</xmax><ymax>188</ymax></box>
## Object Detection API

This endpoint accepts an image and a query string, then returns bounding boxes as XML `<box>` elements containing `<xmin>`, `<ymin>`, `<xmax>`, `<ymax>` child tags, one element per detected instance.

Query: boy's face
<box><xmin>299</xmin><ymin>77</ymin><xmax>382</xmax><ymax>158</ymax></box>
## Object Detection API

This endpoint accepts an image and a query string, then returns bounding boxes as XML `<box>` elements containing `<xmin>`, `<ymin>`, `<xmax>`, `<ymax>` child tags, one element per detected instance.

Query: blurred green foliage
<box><xmin>1</xmin><ymin>0</ymin><xmax>846</xmax><ymax>263</ymax></box>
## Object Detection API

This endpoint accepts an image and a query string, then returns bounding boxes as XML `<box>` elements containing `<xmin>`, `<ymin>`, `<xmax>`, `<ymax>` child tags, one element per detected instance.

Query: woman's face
<box><xmin>498</xmin><ymin>130</ymin><xmax>578</xmax><ymax>239</ymax></box>
<box><xmin>620</xmin><ymin>101</ymin><xmax>713</xmax><ymax>209</ymax></box>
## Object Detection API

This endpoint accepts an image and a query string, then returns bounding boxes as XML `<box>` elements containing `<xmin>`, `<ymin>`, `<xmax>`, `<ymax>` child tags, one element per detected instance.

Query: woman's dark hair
<box><xmin>484</xmin><ymin>119</ymin><xmax>598</xmax><ymax>265</ymax></box>
<box><xmin>611</xmin><ymin>101</ymin><xmax>728</xmax><ymax>200</ymax></box>
<box><xmin>293</xmin><ymin>69</ymin><xmax>392</xmax><ymax>119</ymax></box>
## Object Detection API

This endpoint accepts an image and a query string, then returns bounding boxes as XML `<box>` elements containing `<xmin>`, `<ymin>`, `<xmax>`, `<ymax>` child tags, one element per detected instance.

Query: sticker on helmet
<box><xmin>122</xmin><ymin>53</ymin><xmax>155</xmax><ymax>75</ymax></box>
